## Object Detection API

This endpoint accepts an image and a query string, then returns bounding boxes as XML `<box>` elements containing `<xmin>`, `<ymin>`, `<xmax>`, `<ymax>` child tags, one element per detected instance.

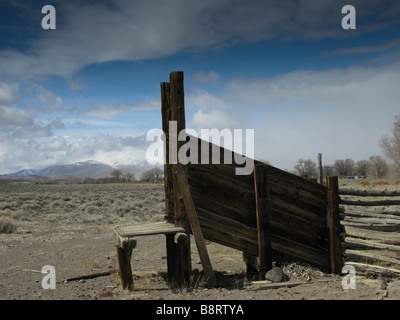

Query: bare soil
<box><xmin>1</xmin><ymin>181</ymin><xmax>400</xmax><ymax>301</ymax></box>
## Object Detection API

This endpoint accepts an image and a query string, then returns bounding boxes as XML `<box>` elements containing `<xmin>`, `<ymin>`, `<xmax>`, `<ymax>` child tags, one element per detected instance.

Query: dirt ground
<box><xmin>1</xmin><ymin>181</ymin><xmax>400</xmax><ymax>301</ymax></box>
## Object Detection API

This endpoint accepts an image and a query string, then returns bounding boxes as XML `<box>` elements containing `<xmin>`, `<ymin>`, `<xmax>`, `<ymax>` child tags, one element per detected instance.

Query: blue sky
<box><xmin>1</xmin><ymin>0</ymin><xmax>400</xmax><ymax>173</ymax></box>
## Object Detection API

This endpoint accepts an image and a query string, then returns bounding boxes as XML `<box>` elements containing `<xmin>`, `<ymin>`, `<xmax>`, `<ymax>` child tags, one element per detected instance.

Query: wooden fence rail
<box><xmin>339</xmin><ymin>188</ymin><xmax>400</xmax><ymax>277</ymax></box>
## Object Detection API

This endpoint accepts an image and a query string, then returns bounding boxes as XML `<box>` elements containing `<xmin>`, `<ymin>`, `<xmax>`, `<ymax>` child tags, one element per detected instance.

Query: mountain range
<box><xmin>1</xmin><ymin>160</ymin><xmax>159</xmax><ymax>182</ymax></box>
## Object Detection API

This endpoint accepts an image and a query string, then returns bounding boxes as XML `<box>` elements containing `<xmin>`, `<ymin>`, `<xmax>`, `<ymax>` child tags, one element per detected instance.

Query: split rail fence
<box><xmin>339</xmin><ymin>188</ymin><xmax>400</xmax><ymax>277</ymax></box>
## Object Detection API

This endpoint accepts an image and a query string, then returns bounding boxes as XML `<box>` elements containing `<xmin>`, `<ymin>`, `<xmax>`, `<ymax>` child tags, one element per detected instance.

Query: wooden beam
<box><xmin>174</xmin><ymin>163</ymin><xmax>216</xmax><ymax>287</ymax></box>
<box><xmin>326</xmin><ymin>176</ymin><xmax>343</xmax><ymax>274</ymax></box>
<box><xmin>167</xmin><ymin>71</ymin><xmax>191</xmax><ymax>287</ymax></box>
<box><xmin>116</xmin><ymin>245</ymin><xmax>133</xmax><ymax>291</ymax></box>
<box><xmin>340</xmin><ymin>199</ymin><xmax>400</xmax><ymax>206</ymax></box>
<box><xmin>318</xmin><ymin>153</ymin><xmax>323</xmax><ymax>185</ymax></box>
<box><xmin>254</xmin><ymin>164</ymin><xmax>273</xmax><ymax>279</ymax></box>
<box><xmin>161</xmin><ymin>82</ymin><xmax>174</xmax><ymax>223</ymax></box>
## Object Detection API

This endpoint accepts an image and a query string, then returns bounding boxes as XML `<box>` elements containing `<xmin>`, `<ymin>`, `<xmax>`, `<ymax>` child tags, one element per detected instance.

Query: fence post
<box><xmin>254</xmin><ymin>164</ymin><xmax>273</xmax><ymax>279</ymax></box>
<box><xmin>168</xmin><ymin>71</ymin><xmax>191</xmax><ymax>287</ymax></box>
<box><xmin>161</xmin><ymin>82</ymin><xmax>174</xmax><ymax>223</ymax></box>
<box><xmin>326</xmin><ymin>176</ymin><xmax>343</xmax><ymax>274</ymax></box>
<box><xmin>318</xmin><ymin>153</ymin><xmax>323</xmax><ymax>185</ymax></box>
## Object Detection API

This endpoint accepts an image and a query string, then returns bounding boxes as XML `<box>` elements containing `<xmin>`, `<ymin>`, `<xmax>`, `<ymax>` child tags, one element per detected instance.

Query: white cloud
<box><xmin>186</xmin><ymin>62</ymin><xmax>400</xmax><ymax>169</ymax></box>
<box><xmin>2</xmin><ymin>0</ymin><xmax>399</xmax><ymax>79</ymax></box>
<box><xmin>84</xmin><ymin>98</ymin><xmax>159</xmax><ymax>119</ymax></box>
<box><xmin>36</xmin><ymin>88</ymin><xmax>63</xmax><ymax>110</ymax></box>
<box><xmin>191</xmin><ymin>71</ymin><xmax>221</xmax><ymax>84</ymax></box>
<box><xmin>324</xmin><ymin>39</ymin><xmax>400</xmax><ymax>56</ymax></box>
<box><xmin>192</xmin><ymin>109</ymin><xmax>242</xmax><ymax>130</ymax></box>
<box><xmin>0</xmin><ymin>82</ymin><xmax>19</xmax><ymax>105</ymax></box>
<box><xmin>0</xmin><ymin>132</ymin><xmax>150</xmax><ymax>174</ymax></box>
<box><xmin>0</xmin><ymin>82</ymin><xmax>33</xmax><ymax>129</ymax></box>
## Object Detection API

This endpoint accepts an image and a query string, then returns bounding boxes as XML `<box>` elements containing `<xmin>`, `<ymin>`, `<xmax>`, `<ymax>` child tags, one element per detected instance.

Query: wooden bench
<box><xmin>114</xmin><ymin>221</ymin><xmax>186</xmax><ymax>290</ymax></box>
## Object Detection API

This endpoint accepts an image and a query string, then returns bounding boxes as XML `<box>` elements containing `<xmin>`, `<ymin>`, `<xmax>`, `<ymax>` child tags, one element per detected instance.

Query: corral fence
<box><xmin>339</xmin><ymin>188</ymin><xmax>400</xmax><ymax>277</ymax></box>
<box><xmin>160</xmin><ymin>71</ymin><xmax>343</xmax><ymax>287</ymax></box>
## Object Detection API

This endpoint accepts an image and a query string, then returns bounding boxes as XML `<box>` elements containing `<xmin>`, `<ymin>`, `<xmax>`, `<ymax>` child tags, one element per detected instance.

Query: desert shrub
<box><xmin>84</xmin><ymin>205</ymin><xmax>98</xmax><ymax>215</ymax></box>
<box><xmin>21</xmin><ymin>202</ymin><xmax>40</xmax><ymax>213</ymax></box>
<box><xmin>394</xmin><ymin>180</ymin><xmax>400</xmax><ymax>186</ymax></box>
<box><xmin>360</xmin><ymin>180</ymin><xmax>370</xmax><ymax>187</ymax></box>
<box><xmin>0</xmin><ymin>218</ymin><xmax>17</xmax><ymax>233</ymax></box>
<box><xmin>372</xmin><ymin>181</ymin><xmax>389</xmax><ymax>186</ymax></box>
<box><xmin>50</xmin><ymin>200</ymin><xmax>64</xmax><ymax>209</ymax></box>
<box><xmin>0</xmin><ymin>201</ymin><xmax>18</xmax><ymax>211</ymax></box>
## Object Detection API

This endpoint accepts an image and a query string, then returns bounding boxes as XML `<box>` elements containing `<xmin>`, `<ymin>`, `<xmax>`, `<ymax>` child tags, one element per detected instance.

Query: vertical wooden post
<box><xmin>254</xmin><ymin>164</ymin><xmax>273</xmax><ymax>280</ymax></box>
<box><xmin>318</xmin><ymin>153</ymin><xmax>323</xmax><ymax>185</ymax></box>
<box><xmin>116</xmin><ymin>245</ymin><xmax>134</xmax><ymax>291</ymax></box>
<box><xmin>161</xmin><ymin>82</ymin><xmax>174</xmax><ymax>223</ymax></box>
<box><xmin>326</xmin><ymin>176</ymin><xmax>343</xmax><ymax>274</ymax></box>
<box><xmin>167</xmin><ymin>71</ymin><xmax>191</xmax><ymax>287</ymax></box>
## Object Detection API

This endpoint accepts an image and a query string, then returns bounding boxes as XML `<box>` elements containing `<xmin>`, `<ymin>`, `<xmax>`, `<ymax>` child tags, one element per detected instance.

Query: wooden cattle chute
<box><xmin>160</xmin><ymin>71</ymin><xmax>343</xmax><ymax>287</ymax></box>
<box><xmin>339</xmin><ymin>188</ymin><xmax>400</xmax><ymax>277</ymax></box>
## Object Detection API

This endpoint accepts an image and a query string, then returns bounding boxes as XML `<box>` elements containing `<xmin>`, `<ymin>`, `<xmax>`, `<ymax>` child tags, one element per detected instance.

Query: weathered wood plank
<box><xmin>116</xmin><ymin>245</ymin><xmax>133</xmax><ymax>291</ymax></box>
<box><xmin>174</xmin><ymin>163</ymin><xmax>215</xmax><ymax>287</ymax></box>
<box><xmin>343</xmin><ymin>237</ymin><xmax>400</xmax><ymax>251</ymax></box>
<box><xmin>270</xmin><ymin>195</ymin><xmax>327</xmax><ymax>225</ymax></box>
<box><xmin>200</xmin><ymin>224</ymin><xmax>258</xmax><ymax>256</ymax></box>
<box><xmin>168</xmin><ymin>71</ymin><xmax>191</xmax><ymax>287</ymax></box>
<box><xmin>341</xmin><ymin>219</ymin><xmax>400</xmax><ymax>232</ymax></box>
<box><xmin>190</xmin><ymin>188</ymin><xmax>256</xmax><ymax>227</ymax></box>
<box><xmin>266</xmin><ymin>165</ymin><xmax>327</xmax><ymax>196</ymax></box>
<box><xmin>343</xmin><ymin>210</ymin><xmax>400</xmax><ymax>220</ymax></box>
<box><xmin>196</xmin><ymin>207</ymin><xmax>258</xmax><ymax>255</ymax></box>
<box><xmin>343</xmin><ymin>225</ymin><xmax>400</xmax><ymax>243</ymax></box>
<box><xmin>345</xmin><ymin>249</ymin><xmax>400</xmax><ymax>267</ymax></box>
<box><xmin>269</xmin><ymin>181</ymin><xmax>328</xmax><ymax>209</ymax></box>
<box><xmin>187</xmin><ymin>162</ymin><xmax>254</xmax><ymax>192</ymax></box>
<box><xmin>269</xmin><ymin>206</ymin><xmax>328</xmax><ymax>235</ymax></box>
<box><xmin>161</xmin><ymin>81</ymin><xmax>174</xmax><ymax>223</ymax></box>
<box><xmin>326</xmin><ymin>176</ymin><xmax>343</xmax><ymax>274</ymax></box>
<box><xmin>340</xmin><ymin>199</ymin><xmax>400</xmax><ymax>206</ymax></box>
<box><xmin>339</xmin><ymin>189</ymin><xmax>400</xmax><ymax>197</ymax></box>
<box><xmin>114</xmin><ymin>222</ymin><xmax>185</xmax><ymax>237</ymax></box>
<box><xmin>271</xmin><ymin>235</ymin><xmax>330</xmax><ymax>271</ymax></box>
<box><xmin>344</xmin><ymin>261</ymin><xmax>400</xmax><ymax>277</ymax></box>
<box><xmin>254</xmin><ymin>164</ymin><xmax>273</xmax><ymax>279</ymax></box>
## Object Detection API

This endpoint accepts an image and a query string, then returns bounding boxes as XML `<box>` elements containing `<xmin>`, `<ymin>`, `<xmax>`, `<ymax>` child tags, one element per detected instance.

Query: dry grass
<box><xmin>372</xmin><ymin>180</ymin><xmax>390</xmax><ymax>187</ymax></box>
<box><xmin>0</xmin><ymin>217</ymin><xmax>17</xmax><ymax>234</ymax></box>
<box><xmin>0</xmin><ymin>182</ymin><xmax>165</xmax><ymax>234</ymax></box>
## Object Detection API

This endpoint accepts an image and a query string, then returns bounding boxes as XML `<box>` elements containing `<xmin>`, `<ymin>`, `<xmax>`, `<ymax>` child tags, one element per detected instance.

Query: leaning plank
<box><xmin>174</xmin><ymin>163</ymin><xmax>216</xmax><ymax>287</ymax></box>
<box><xmin>254</xmin><ymin>164</ymin><xmax>273</xmax><ymax>279</ymax></box>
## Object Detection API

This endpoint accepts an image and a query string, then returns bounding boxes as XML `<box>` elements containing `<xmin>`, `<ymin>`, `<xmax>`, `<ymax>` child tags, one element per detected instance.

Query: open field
<box><xmin>1</xmin><ymin>180</ymin><xmax>400</xmax><ymax>300</ymax></box>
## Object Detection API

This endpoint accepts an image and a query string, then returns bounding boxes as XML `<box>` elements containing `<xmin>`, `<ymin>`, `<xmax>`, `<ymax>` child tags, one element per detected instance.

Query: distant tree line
<box><xmin>292</xmin><ymin>155</ymin><xmax>390</xmax><ymax>179</ymax></box>
<box><xmin>65</xmin><ymin>167</ymin><xmax>164</xmax><ymax>184</ymax></box>
<box><xmin>292</xmin><ymin>115</ymin><xmax>400</xmax><ymax>180</ymax></box>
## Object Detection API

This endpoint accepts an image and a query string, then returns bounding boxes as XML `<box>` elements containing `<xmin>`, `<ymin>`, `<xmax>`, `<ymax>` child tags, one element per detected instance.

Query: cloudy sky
<box><xmin>0</xmin><ymin>0</ymin><xmax>400</xmax><ymax>173</ymax></box>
